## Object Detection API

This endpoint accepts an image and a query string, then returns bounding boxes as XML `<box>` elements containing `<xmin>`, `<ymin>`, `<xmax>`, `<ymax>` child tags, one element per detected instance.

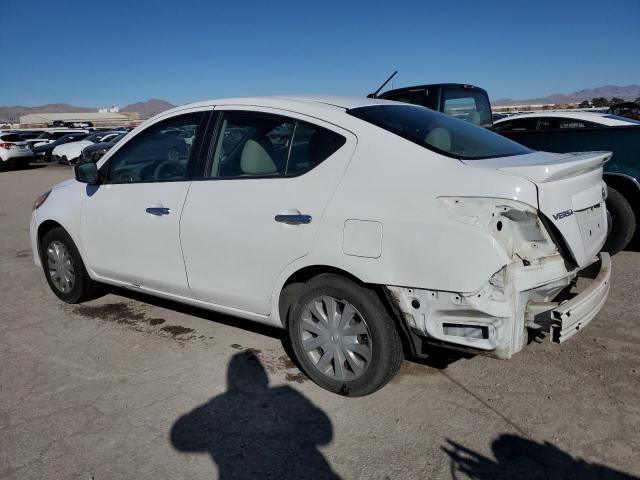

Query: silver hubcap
<box><xmin>299</xmin><ymin>296</ymin><xmax>372</xmax><ymax>381</ymax></box>
<box><xmin>46</xmin><ymin>241</ymin><xmax>75</xmax><ymax>293</ymax></box>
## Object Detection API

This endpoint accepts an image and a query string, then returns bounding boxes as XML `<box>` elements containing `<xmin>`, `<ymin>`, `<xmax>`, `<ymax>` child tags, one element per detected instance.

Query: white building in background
<box><xmin>98</xmin><ymin>106</ymin><xmax>120</xmax><ymax>113</ymax></box>
<box><xmin>20</xmin><ymin>111</ymin><xmax>131</xmax><ymax>128</ymax></box>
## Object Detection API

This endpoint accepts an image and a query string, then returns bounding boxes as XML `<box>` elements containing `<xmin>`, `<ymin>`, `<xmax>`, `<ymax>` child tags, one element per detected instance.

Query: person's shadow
<box><xmin>170</xmin><ymin>351</ymin><xmax>340</xmax><ymax>479</ymax></box>
<box><xmin>443</xmin><ymin>434</ymin><xmax>639</xmax><ymax>479</ymax></box>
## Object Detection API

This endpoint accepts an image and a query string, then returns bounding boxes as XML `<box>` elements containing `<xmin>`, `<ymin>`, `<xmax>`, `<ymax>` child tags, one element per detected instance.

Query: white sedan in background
<box><xmin>493</xmin><ymin>111</ymin><xmax>640</xmax><ymax>131</ymax></box>
<box><xmin>31</xmin><ymin>96</ymin><xmax>611</xmax><ymax>396</ymax></box>
<box><xmin>52</xmin><ymin>131</ymin><xmax>122</xmax><ymax>165</ymax></box>
<box><xmin>0</xmin><ymin>132</ymin><xmax>32</xmax><ymax>167</ymax></box>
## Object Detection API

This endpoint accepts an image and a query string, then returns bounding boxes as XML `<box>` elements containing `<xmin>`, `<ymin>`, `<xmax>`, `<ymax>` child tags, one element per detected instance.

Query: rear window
<box><xmin>0</xmin><ymin>134</ymin><xmax>23</xmax><ymax>142</ymax></box>
<box><xmin>348</xmin><ymin>104</ymin><xmax>532</xmax><ymax>160</ymax></box>
<box><xmin>442</xmin><ymin>87</ymin><xmax>493</xmax><ymax>128</ymax></box>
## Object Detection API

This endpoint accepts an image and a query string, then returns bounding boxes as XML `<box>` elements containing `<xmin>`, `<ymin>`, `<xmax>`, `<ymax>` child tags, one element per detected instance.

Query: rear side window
<box><xmin>287</xmin><ymin>122</ymin><xmax>346</xmax><ymax>175</ymax></box>
<box><xmin>349</xmin><ymin>104</ymin><xmax>531</xmax><ymax>160</ymax></box>
<box><xmin>207</xmin><ymin>112</ymin><xmax>345</xmax><ymax>178</ymax></box>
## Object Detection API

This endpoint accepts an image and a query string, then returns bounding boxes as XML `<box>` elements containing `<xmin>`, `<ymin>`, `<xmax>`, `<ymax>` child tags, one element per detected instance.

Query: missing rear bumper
<box><xmin>549</xmin><ymin>253</ymin><xmax>611</xmax><ymax>343</ymax></box>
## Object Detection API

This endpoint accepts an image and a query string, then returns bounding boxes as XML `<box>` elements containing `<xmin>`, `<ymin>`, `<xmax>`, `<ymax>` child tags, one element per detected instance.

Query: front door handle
<box><xmin>275</xmin><ymin>214</ymin><xmax>312</xmax><ymax>225</ymax></box>
<box><xmin>146</xmin><ymin>207</ymin><xmax>171</xmax><ymax>216</ymax></box>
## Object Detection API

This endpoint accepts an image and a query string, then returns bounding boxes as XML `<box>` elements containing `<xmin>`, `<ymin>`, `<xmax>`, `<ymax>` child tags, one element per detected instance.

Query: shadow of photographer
<box><xmin>170</xmin><ymin>351</ymin><xmax>340</xmax><ymax>479</ymax></box>
<box><xmin>443</xmin><ymin>434</ymin><xmax>638</xmax><ymax>480</ymax></box>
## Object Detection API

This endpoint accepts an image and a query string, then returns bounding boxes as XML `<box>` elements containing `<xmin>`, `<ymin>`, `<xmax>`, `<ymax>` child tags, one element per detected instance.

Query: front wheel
<box><xmin>603</xmin><ymin>187</ymin><xmax>636</xmax><ymax>255</ymax></box>
<box><xmin>288</xmin><ymin>274</ymin><xmax>404</xmax><ymax>396</ymax></box>
<box><xmin>40</xmin><ymin>227</ymin><xmax>102</xmax><ymax>303</ymax></box>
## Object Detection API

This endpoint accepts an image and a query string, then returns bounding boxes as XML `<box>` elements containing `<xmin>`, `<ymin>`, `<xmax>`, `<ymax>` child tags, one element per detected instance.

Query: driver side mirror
<box><xmin>75</xmin><ymin>161</ymin><xmax>100</xmax><ymax>185</ymax></box>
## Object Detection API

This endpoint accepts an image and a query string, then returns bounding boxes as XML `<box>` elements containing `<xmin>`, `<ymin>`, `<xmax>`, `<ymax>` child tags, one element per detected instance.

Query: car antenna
<box><xmin>367</xmin><ymin>70</ymin><xmax>398</xmax><ymax>98</ymax></box>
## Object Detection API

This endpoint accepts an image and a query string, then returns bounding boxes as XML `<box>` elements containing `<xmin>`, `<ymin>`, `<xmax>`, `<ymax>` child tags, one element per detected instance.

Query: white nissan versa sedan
<box><xmin>30</xmin><ymin>96</ymin><xmax>612</xmax><ymax>396</ymax></box>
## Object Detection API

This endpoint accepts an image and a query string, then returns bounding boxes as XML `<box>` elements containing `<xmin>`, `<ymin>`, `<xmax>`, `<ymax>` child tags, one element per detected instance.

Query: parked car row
<box><xmin>0</xmin><ymin>127</ymin><xmax>130</xmax><ymax>168</ymax></box>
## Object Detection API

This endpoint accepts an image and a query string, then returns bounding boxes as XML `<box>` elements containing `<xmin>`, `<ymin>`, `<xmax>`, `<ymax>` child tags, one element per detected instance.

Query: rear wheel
<box><xmin>603</xmin><ymin>187</ymin><xmax>636</xmax><ymax>255</ymax></box>
<box><xmin>288</xmin><ymin>274</ymin><xmax>404</xmax><ymax>396</ymax></box>
<box><xmin>40</xmin><ymin>227</ymin><xmax>102</xmax><ymax>303</ymax></box>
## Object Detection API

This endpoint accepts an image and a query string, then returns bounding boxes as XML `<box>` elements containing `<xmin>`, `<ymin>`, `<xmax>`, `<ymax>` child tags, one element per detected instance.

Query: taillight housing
<box><xmin>33</xmin><ymin>190</ymin><xmax>51</xmax><ymax>211</ymax></box>
<box><xmin>0</xmin><ymin>142</ymin><xmax>13</xmax><ymax>149</ymax></box>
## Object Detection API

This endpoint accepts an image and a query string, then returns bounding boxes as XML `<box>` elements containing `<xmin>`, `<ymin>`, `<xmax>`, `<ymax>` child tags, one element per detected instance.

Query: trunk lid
<box><xmin>464</xmin><ymin>151</ymin><xmax>610</xmax><ymax>268</ymax></box>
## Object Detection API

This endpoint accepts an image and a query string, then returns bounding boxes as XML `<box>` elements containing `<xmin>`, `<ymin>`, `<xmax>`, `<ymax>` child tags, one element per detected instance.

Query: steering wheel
<box><xmin>154</xmin><ymin>159</ymin><xmax>186</xmax><ymax>180</ymax></box>
<box><xmin>114</xmin><ymin>169</ymin><xmax>137</xmax><ymax>183</ymax></box>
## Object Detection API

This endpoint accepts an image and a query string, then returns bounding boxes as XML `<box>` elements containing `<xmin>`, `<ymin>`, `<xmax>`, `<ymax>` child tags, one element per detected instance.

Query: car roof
<box><xmin>164</xmin><ymin>95</ymin><xmax>404</xmax><ymax>116</ymax></box>
<box><xmin>493</xmin><ymin>111</ymin><xmax>632</xmax><ymax>126</ymax></box>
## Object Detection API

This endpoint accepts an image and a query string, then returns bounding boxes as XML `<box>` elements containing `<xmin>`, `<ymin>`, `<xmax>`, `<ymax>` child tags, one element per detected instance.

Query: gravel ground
<box><xmin>1</xmin><ymin>163</ymin><xmax>639</xmax><ymax>480</ymax></box>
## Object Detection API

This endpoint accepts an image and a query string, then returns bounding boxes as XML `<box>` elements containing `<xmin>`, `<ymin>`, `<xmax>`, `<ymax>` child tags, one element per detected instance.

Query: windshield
<box><xmin>348</xmin><ymin>104</ymin><xmax>532</xmax><ymax>160</ymax></box>
<box><xmin>84</xmin><ymin>133</ymin><xmax>105</xmax><ymax>142</ymax></box>
<box><xmin>36</xmin><ymin>132</ymin><xmax>52</xmax><ymax>139</ymax></box>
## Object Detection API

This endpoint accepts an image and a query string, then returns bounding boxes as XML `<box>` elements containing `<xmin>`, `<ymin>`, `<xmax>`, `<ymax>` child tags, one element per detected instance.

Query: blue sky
<box><xmin>1</xmin><ymin>0</ymin><xmax>638</xmax><ymax>106</ymax></box>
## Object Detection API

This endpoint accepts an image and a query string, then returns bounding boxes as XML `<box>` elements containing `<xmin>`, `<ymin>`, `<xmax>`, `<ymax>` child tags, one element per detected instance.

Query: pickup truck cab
<box><xmin>377</xmin><ymin>83</ymin><xmax>494</xmax><ymax>128</ymax></box>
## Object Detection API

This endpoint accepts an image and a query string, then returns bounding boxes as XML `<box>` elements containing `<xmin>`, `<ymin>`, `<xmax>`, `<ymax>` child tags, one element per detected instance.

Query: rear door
<box><xmin>180</xmin><ymin>108</ymin><xmax>355</xmax><ymax>314</ymax></box>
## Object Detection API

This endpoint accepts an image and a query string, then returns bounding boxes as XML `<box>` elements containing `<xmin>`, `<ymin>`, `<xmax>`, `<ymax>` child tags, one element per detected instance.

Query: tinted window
<box><xmin>493</xmin><ymin>118</ymin><xmax>538</xmax><ymax>132</ymax></box>
<box><xmin>349</xmin><ymin>104</ymin><xmax>531</xmax><ymax>160</ymax></box>
<box><xmin>383</xmin><ymin>90</ymin><xmax>425</xmax><ymax>106</ymax></box>
<box><xmin>57</xmin><ymin>133</ymin><xmax>89</xmax><ymax>143</ymax></box>
<box><xmin>286</xmin><ymin>122</ymin><xmax>346</xmax><ymax>175</ymax></box>
<box><xmin>208</xmin><ymin>113</ymin><xmax>345</xmax><ymax>178</ymax></box>
<box><xmin>0</xmin><ymin>134</ymin><xmax>23</xmax><ymax>142</ymax></box>
<box><xmin>104</xmin><ymin>112</ymin><xmax>202</xmax><ymax>183</ymax></box>
<box><xmin>442</xmin><ymin>87</ymin><xmax>492</xmax><ymax>127</ymax></box>
<box><xmin>537</xmin><ymin>117</ymin><xmax>598</xmax><ymax>129</ymax></box>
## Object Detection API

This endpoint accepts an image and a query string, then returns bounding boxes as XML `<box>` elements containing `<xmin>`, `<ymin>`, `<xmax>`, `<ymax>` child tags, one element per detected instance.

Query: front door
<box><xmin>180</xmin><ymin>109</ymin><xmax>355</xmax><ymax>314</ymax></box>
<box><xmin>81</xmin><ymin>111</ymin><xmax>206</xmax><ymax>297</ymax></box>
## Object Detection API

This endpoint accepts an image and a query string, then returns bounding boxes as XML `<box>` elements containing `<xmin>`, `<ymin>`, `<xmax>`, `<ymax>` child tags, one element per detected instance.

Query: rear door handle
<box><xmin>274</xmin><ymin>214</ymin><xmax>312</xmax><ymax>225</ymax></box>
<box><xmin>146</xmin><ymin>207</ymin><xmax>171</xmax><ymax>216</ymax></box>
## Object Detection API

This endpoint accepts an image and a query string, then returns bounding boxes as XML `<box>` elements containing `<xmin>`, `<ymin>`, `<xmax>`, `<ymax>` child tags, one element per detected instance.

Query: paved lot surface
<box><xmin>1</xmin><ymin>163</ymin><xmax>639</xmax><ymax>479</ymax></box>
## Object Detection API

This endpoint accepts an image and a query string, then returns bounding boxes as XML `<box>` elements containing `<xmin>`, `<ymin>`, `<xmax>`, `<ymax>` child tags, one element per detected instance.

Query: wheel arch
<box><xmin>36</xmin><ymin>219</ymin><xmax>65</xmax><ymax>261</ymax></box>
<box><xmin>277</xmin><ymin>265</ymin><xmax>365</xmax><ymax>328</ymax></box>
<box><xmin>604</xmin><ymin>173</ymin><xmax>640</xmax><ymax>213</ymax></box>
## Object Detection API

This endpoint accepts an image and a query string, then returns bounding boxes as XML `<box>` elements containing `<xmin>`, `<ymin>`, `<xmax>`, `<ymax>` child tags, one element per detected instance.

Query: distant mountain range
<box><xmin>0</xmin><ymin>99</ymin><xmax>176</xmax><ymax>123</ymax></box>
<box><xmin>2</xmin><ymin>86</ymin><xmax>639</xmax><ymax>123</ymax></box>
<box><xmin>493</xmin><ymin>84</ymin><xmax>640</xmax><ymax>106</ymax></box>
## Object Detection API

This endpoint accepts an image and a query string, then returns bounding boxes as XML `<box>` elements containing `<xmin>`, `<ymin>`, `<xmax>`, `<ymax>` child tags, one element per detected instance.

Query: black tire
<box><xmin>603</xmin><ymin>187</ymin><xmax>636</xmax><ymax>255</ymax></box>
<box><xmin>288</xmin><ymin>274</ymin><xmax>404</xmax><ymax>397</ymax></box>
<box><xmin>40</xmin><ymin>227</ymin><xmax>102</xmax><ymax>303</ymax></box>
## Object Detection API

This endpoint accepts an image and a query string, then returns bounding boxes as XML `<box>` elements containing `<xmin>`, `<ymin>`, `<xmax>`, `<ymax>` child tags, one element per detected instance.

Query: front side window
<box><xmin>349</xmin><ymin>104</ymin><xmax>531</xmax><ymax>160</ymax></box>
<box><xmin>207</xmin><ymin>112</ymin><xmax>345</xmax><ymax>178</ymax></box>
<box><xmin>103</xmin><ymin>112</ymin><xmax>202</xmax><ymax>183</ymax></box>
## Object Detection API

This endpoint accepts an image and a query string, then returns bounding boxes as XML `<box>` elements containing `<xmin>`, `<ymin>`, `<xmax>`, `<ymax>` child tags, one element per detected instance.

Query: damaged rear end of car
<box><xmin>384</xmin><ymin>149</ymin><xmax>611</xmax><ymax>360</ymax></box>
